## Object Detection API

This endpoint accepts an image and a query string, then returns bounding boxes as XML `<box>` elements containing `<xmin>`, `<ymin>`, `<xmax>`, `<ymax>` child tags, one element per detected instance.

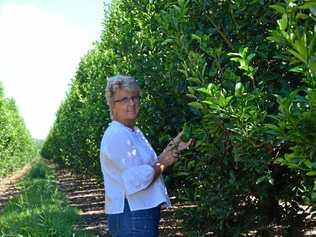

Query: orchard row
<box><xmin>42</xmin><ymin>1</ymin><xmax>316</xmax><ymax>235</ymax></box>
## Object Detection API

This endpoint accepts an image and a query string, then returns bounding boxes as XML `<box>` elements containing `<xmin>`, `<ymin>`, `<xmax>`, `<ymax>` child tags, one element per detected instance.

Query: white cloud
<box><xmin>0</xmin><ymin>3</ymin><xmax>96</xmax><ymax>139</ymax></box>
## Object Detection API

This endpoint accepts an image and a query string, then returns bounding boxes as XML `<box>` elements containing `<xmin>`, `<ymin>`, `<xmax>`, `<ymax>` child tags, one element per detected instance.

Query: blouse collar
<box><xmin>111</xmin><ymin>120</ymin><xmax>138</xmax><ymax>133</ymax></box>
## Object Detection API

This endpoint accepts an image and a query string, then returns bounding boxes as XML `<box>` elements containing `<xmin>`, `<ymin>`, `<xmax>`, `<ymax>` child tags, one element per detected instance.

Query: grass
<box><xmin>0</xmin><ymin>160</ymin><xmax>94</xmax><ymax>237</ymax></box>
<box><xmin>0</xmin><ymin>155</ymin><xmax>34</xmax><ymax>178</ymax></box>
<box><xmin>0</xmin><ymin>148</ymin><xmax>39</xmax><ymax>178</ymax></box>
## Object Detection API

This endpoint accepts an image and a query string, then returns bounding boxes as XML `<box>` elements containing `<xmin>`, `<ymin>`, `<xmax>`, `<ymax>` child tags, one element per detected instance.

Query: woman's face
<box><xmin>111</xmin><ymin>89</ymin><xmax>140</xmax><ymax>127</ymax></box>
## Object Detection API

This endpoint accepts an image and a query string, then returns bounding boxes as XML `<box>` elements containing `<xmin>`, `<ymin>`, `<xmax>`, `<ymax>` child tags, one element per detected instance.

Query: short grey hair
<box><xmin>105</xmin><ymin>75</ymin><xmax>141</xmax><ymax>118</ymax></box>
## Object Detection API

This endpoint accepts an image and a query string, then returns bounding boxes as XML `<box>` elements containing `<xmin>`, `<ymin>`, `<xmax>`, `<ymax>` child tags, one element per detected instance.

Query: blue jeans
<box><xmin>107</xmin><ymin>199</ymin><xmax>161</xmax><ymax>237</ymax></box>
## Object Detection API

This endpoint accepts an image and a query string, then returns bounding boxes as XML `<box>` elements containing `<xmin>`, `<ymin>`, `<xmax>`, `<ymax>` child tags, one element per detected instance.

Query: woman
<box><xmin>100</xmin><ymin>75</ymin><xmax>192</xmax><ymax>236</ymax></box>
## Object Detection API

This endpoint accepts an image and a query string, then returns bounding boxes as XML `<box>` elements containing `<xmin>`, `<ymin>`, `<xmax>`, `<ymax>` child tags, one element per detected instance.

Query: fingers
<box><xmin>170</xmin><ymin>149</ymin><xmax>179</xmax><ymax>159</ymax></box>
<box><xmin>176</xmin><ymin>138</ymin><xmax>193</xmax><ymax>152</ymax></box>
<box><xmin>164</xmin><ymin>133</ymin><xmax>193</xmax><ymax>162</ymax></box>
<box><xmin>160</xmin><ymin>149</ymin><xmax>180</xmax><ymax>166</ymax></box>
<box><xmin>174</xmin><ymin>149</ymin><xmax>180</xmax><ymax>158</ymax></box>
<box><xmin>172</xmin><ymin>131</ymin><xmax>184</xmax><ymax>144</ymax></box>
<box><xmin>186</xmin><ymin>138</ymin><xmax>194</xmax><ymax>148</ymax></box>
<box><xmin>167</xmin><ymin>149</ymin><xmax>180</xmax><ymax>165</ymax></box>
<box><xmin>168</xmin><ymin>130</ymin><xmax>188</xmax><ymax>149</ymax></box>
<box><xmin>176</xmin><ymin>130</ymin><xmax>184</xmax><ymax>139</ymax></box>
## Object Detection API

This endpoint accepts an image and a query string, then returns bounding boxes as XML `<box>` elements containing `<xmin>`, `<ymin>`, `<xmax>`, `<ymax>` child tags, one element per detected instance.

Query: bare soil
<box><xmin>49</xmin><ymin>161</ymin><xmax>316</xmax><ymax>237</ymax></box>
<box><xmin>0</xmin><ymin>163</ymin><xmax>32</xmax><ymax>212</ymax></box>
<box><xmin>1</xmin><ymin>161</ymin><xmax>315</xmax><ymax>236</ymax></box>
<box><xmin>51</xmin><ymin>161</ymin><xmax>185</xmax><ymax>236</ymax></box>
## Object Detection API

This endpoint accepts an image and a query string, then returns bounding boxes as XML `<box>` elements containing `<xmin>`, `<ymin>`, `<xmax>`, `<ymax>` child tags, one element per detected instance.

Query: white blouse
<box><xmin>99</xmin><ymin>120</ymin><xmax>171</xmax><ymax>214</ymax></box>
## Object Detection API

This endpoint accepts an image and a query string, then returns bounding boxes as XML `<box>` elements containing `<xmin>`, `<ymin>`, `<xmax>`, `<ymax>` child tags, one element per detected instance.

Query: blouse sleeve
<box><xmin>101</xmin><ymin>130</ymin><xmax>155</xmax><ymax>195</ymax></box>
<box><xmin>121</xmin><ymin>165</ymin><xmax>155</xmax><ymax>195</ymax></box>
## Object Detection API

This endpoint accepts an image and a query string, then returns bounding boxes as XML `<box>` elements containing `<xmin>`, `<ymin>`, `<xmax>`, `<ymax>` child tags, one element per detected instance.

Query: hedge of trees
<box><xmin>0</xmin><ymin>82</ymin><xmax>37</xmax><ymax>177</ymax></box>
<box><xmin>41</xmin><ymin>0</ymin><xmax>316</xmax><ymax>235</ymax></box>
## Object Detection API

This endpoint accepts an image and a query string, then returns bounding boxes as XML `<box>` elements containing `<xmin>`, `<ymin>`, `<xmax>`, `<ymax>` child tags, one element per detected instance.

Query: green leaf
<box><xmin>241</xmin><ymin>47</ymin><xmax>249</xmax><ymax>57</ymax></box>
<box><xmin>247</xmin><ymin>53</ymin><xmax>256</xmax><ymax>62</ymax></box>
<box><xmin>187</xmin><ymin>77</ymin><xmax>202</xmax><ymax>83</ymax></box>
<box><xmin>289</xmin><ymin>66</ymin><xmax>304</xmax><ymax>73</ymax></box>
<box><xmin>309</xmin><ymin>60</ymin><xmax>316</xmax><ymax>75</ymax></box>
<box><xmin>227</xmin><ymin>52</ymin><xmax>241</xmax><ymax>57</ymax></box>
<box><xmin>202</xmin><ymin>100</ymin><xmax>219</xmax><ymax>109</ymax></box>
<box><xmin>182</xmin><ymin>123</ymin><xmax>191</xmax><ymax>142</ymax></box>
<box><xmin>295</xmin><ymin>13</ymin><xmax>309</xmax><ymax>20</ymax></box>
<box><xmin>288</xmin><ymin>49</ymin><xmax>307</xmax><ymax>64</ymax></box>
<box><xmin>188</xmin><ymin>160</ymin><xmax>195</xmax><ymax>169</ymax></box>
<box><xmin>188</xmin><ymin>102</ymin><xmax>204</xmax><ymax>110</ymax></box>
<box><xmin>161</xmin><ymin>38</ymin><xmax>174</xmax><ymax>45</ymax></box>
<box><xmin>278</xmin><ymin>14</ymin><xmax>288</xmax><ymax>31</ymax></box>
<box><xmin>268</xmin><ymin>29</ymin><xmax>285</xmax><ymax>41</ymax></box>
<box><xmin>175</xmin><ymin>171</ymin><xmax>190</xmax><ymax>176</ymax></box>
<box><xmin>298</xmin><ymin>3</ymin><xmax>316</xmax><ymax>10</ymax></box>
<box><xmin>306</xmin><ymin>171</ymin><xmax>316</xmax><ymax>176</ymax></box>
<box><xmin>304</xmin><ymin>160</ymin><xmax>312</xmax><ymax>169</ymax></box>
<box><xmin>293</xmin><ymin>35</ymin><xmax>307</xmax><ymax>58</ymax></box>
<box><xmin>186</xmin><ymin>93</ymin><xmax>197</xmax><ymax>99</ymax></box>
<box><xmin>308</xmin><ymin>34</ymin><xmax>316</xmax><ymax>55</ymax></box>
<box><xmin>235</xmin><ymin>82</ymin><xmax>244</xmax><ymax>96</ymax></box>
<box><xmin>191</xmin><ymin>34</ymin><xmax>201</xmax><ymax>42</ymax></box>
<box><xmin>256</xmin><ymin>176</ymin><xmax>266</xmax><ymax>185</ymax></box>
<box><xmin>196</xmin><ymin>87</ymin><xmax>210</xmax><ymax>96</ymax></box>
<box><xmin>269</xmin><ymin>4</ymin><xmax>286</xmax><ymax>14</ymax></box>
<box><xmin>218</xmin><ymin>96</ymin><xmax>233</xmax><ymax>107</ymax></box>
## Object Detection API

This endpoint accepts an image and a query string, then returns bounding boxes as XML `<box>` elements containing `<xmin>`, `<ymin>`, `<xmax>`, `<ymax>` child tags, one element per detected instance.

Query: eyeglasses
<box><xmin>113</xmin><ymin>95</ymin><xmax>140</xmax><ymax>104</ymax></box>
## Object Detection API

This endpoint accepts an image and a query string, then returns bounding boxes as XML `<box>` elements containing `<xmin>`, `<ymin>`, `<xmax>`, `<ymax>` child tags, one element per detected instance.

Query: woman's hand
<box><xmin>158</xmin><ymin>148</ymin><xmax>180</xmax><ymax>168</ymax></box>
<box><xmin>154</xmin><ymin>131</ymin><xmax>193</xmax><ymax>178</ymax></box>
<box><xmin>153</xmin><ymin>148</ymin><xmax>180</xmax><ymax>181</ymax></box>
<box><xmin>168</xmin><ymin>131</ymin><xmax>193</xmax><ymax>152</ymax></box>
<box><xmin>159</xmin><ymin>131</ymin><xmax>193</xmax><ymax>167</ymax></box>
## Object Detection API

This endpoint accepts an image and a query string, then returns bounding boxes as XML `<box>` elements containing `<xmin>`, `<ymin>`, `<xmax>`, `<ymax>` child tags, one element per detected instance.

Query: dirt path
<box><xmin>51</xmin><ymin>162</ymin><xmax>185</xmax><ymax>237</ymax></box>
<box><xmin>53</xmin><ymin>162</ymin><xmax>316</xmax><ymax>237</ymax></box>
<box><xmin>3</xmin><ymin>161</ymin><xmax>314</xmax><ymax>236</ymax></box>
<box><xmin>0</xmin><ymin>163</ymin><xmax>33</xmax><ymax>212</ymax></box>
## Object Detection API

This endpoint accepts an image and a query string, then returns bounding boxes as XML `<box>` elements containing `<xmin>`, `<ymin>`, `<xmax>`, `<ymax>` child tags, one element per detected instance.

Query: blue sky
<box><xmin>0</xmin><ymin>0</ymin><xmax>107</xmax><ymax>139</ymax></box>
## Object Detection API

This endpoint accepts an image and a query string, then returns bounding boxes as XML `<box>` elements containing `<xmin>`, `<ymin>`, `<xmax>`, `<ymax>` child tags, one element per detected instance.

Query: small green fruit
<box><xmin>182</xmin><ymin>123</ymin><xmax>191</xmax><ymax>142</ymax></box>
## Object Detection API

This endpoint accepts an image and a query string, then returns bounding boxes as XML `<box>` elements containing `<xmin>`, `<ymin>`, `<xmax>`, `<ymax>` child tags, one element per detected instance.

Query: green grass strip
<box><xmin>0</xmin><ymin>153</ymin><xmax>36</xmax><ymax>178</ymax></box>
<box><xmin>0</xmin><ymin>160</ymin><xmax>94</xmax><ymax>237</ymax></box>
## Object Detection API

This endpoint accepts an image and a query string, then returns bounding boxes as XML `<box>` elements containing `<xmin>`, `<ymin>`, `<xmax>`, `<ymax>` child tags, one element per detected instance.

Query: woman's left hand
<box><xmin>168</xmin><ymin>131</ymin><xmax>193</xmax><ymax>152</ymax></box>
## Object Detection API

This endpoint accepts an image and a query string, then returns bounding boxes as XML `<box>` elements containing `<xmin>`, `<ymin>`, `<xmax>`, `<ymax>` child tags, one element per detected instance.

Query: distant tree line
<box><xmin>0</xmin><ymin>82</ymin><xmax>37</xmax><ymax>177</ymax></box>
